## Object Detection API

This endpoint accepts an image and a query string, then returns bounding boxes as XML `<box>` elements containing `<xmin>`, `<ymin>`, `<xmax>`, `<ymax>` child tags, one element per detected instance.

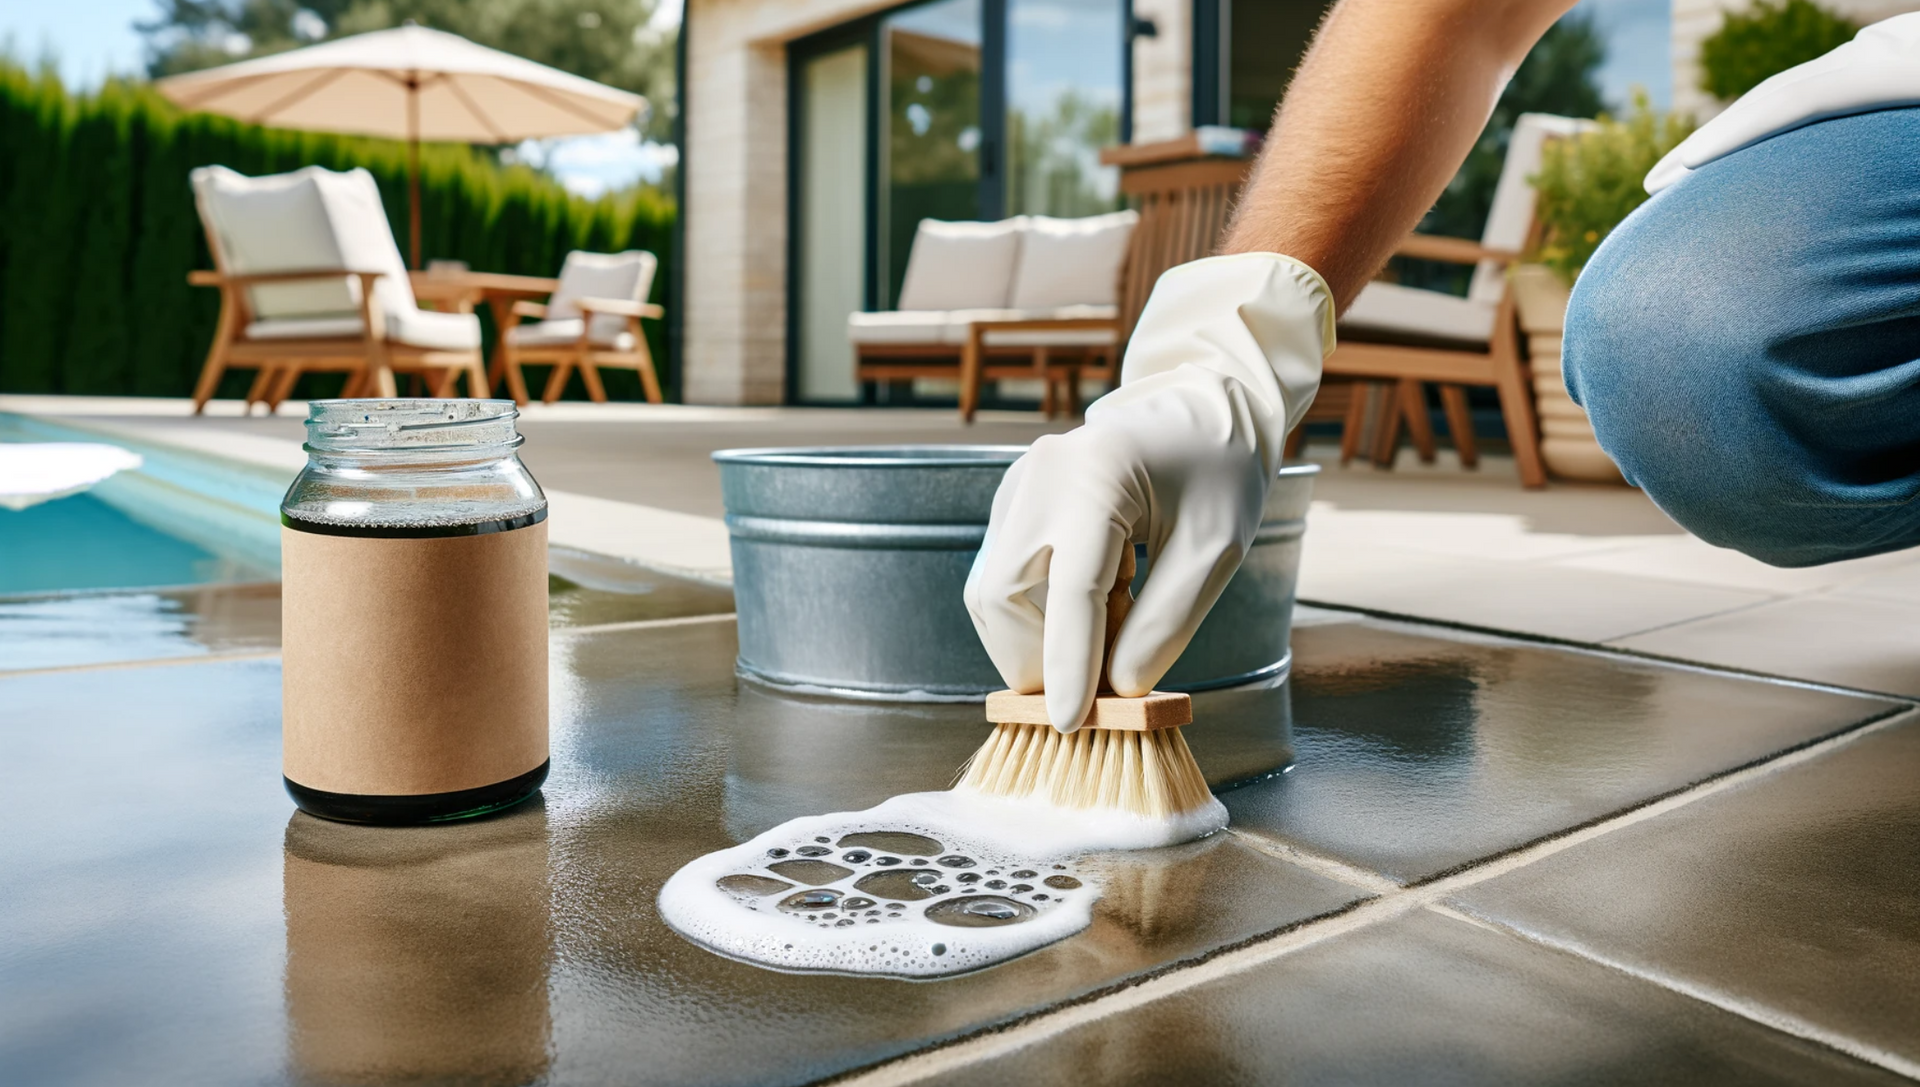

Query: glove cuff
<box><xmin>1119</xmin><ymin>251</ymin><xmax>1336</xmax><ymax>450</ymax></box>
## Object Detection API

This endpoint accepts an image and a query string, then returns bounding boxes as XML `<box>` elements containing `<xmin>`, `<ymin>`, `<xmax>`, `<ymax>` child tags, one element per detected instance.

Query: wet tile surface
<box><xmin>1452</xmin><ymin>714</ymin><xmax>1920</xmax><ymax>1067</ymax></box>
<box><xmin>924</xmin><ymin>909</ymin><xmax>1908</xmax><ymax>1087</ymax></box>
<box><xmin>1223</xmin><ymin>614</ymin><xmax>1905</xmax><ymax>883</ymax></box>
<box><xmin>0</xmin><ymin>583</ymin><xmax>282</xmax><ymax>671</ymax></box>
<box><xmin>0</xmin><ymin>555</ymin><xmax>733</xmax><ymax>673</ymax></box>
<box><xmin>0</xmin><ymin>620</ymin><xmax>1361</xmax><ymax>1087</ymax></box>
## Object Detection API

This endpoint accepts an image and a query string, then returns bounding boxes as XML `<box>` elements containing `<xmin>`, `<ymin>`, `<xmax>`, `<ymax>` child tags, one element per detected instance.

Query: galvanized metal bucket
<box><xmin>715</xmin><ymin>446</ymin><xmax>1316</xmax><ymax>701</ymax></box>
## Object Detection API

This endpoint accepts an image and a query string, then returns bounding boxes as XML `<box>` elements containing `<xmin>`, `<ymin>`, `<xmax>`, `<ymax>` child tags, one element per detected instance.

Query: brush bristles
<box><xmin>954</xmin><ymin>722</ymin><xmax>1213</xmax><ymax>820</ymax></box>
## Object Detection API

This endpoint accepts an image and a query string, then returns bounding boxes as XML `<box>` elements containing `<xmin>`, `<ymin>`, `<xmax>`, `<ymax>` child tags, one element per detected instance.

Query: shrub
<box><xmin>1530</xmin><ymin>92</ymin><xmax>1695</xmax><ymax>284</ymax></box>
<box><xmin>0</xmin><ymin>61</ymin><xmax>676</xmax><ymax>400</ymax></box>
<box><xmin>1698</xmin><ymin>0</ymin><xmax>1859</xmax><ymax>103</ymax></box>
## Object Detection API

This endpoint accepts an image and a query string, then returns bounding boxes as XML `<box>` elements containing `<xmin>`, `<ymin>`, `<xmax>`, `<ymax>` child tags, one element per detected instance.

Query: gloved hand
<box><xmin>964</xmin><ymin>252</ymin><xmax>1334</xmax><ymax>732</ymax></box>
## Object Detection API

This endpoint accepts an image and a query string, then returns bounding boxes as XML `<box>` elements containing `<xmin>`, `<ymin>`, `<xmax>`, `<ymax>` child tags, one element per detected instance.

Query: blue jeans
<box><xmin>1564</xmin><ymin>107</ymin><xmax>1920</xmax><ymax>567</ymax></box>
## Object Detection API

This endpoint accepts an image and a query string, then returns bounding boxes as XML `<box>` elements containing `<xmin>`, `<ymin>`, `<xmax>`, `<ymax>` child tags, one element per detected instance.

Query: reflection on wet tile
<box><xmin>0</xmin><ymin>619</ymin><xmax>1355</xmax><ymax>1086</ymax></box>
<box><xmin>541</xmin><ymin>622</ymin><xmax>1363</xmax><ymax>1085</ymax></box>
<box><xmin>0</xmin><ymin>659</ymin><xmax>288</xmax><ymax>1085</ymax></box>
<box><xmin>1453</xmin><ymin>714</ymin><xmax>1920</xmax><ymax>1067</ymax></box>
<box><xmin>545</xmin><ymin>545</ymin><xmax>734</xmax><ymax>628</ymax></box>
<box><xmin>923</xmin><ymin>909</ymin><xmax>1907</xmax><ymax>1087</ymax></box>
<box><xmin>285</xmin><ymin>807</ymin><xmax>551</xmax><ymax>1086</ymax></box>
<box><xmin>1222</xmin><ymin>617</ymin><xmax>1904</xmax><ymax>883</ymax></box>
<box><xmin>0</xmin><ymin>583</ymin><xmax>281</xmax><ymax>671</ymax></box>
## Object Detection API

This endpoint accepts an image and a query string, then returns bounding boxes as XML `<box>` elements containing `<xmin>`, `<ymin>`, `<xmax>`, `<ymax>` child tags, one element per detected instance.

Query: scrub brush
<box><xmin>955</xmin><ymin>546</ymin><xmax>1212</xmax><ymax>820</ymax></box>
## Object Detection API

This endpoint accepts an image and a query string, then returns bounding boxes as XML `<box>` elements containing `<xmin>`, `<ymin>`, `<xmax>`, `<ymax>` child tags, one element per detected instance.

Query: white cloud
<box><xmin>518</xmin><ymin>130</ymin><xmax>679</xmax><ymax>196</ymax></box>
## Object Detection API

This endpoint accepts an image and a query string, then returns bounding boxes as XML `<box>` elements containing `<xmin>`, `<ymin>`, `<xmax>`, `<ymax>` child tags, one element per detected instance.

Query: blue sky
<box><xmin>1573</xmin><ymin>0</ymin><xmax>1672</xmax><ymax>108</ymax></box>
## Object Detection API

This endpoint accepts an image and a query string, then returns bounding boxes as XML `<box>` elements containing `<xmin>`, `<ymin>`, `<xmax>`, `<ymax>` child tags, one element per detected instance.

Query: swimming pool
<box><xmin>0</xmin><ymin>413</ymin><xmax>286</xmax><ymax>594</ymax></box>
<box><xmin>0</xmin><ymin>493</ymin><xmax>275</xmax><ymax>595</ymax></box>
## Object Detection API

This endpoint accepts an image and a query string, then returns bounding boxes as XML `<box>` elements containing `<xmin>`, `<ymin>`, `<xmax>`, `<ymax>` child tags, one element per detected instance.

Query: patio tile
<box><xmin>1548</xmin><ymin>534</ymin><xmax>1920</xmax><ymax>596</ymax></box>
<box><xmin>1221</xmin><ymin>614</ymin><xmax>1905</xmax><ymax>884</ymax></box>
<box><xmin>920</xmin><ymin>908</ymin><xmax>1907</xmax><ymax>1087</ymax></box>
<box><xmin>1297</xmin><ymin>542</ymin><xmax>1775</xmax><ymax>643</ymax></box>
<box><xmin>1611</xmin><ymin>592</ymin><xmax>1920</xmax><ymax>697</ymax></box>
<box><xmin>1450</xmin><ymin>713</ymin><xmax>1920</xmax><ymax>1070</ymax></box>
<box><xmin>0</xmin><ymin>583</ymin><xmax>281</xmax><ymax>671</ymax></box>
<box><xmin>0</xmin><ymin>619</ymin><xmax>1361</xmax><ymax>1087</ymax></box>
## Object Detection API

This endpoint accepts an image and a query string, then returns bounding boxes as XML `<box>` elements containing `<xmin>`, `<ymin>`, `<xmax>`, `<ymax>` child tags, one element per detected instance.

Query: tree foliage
<box><xmin>1530</xmin><ymin>91</ymin><xmax>1695</xmax><ymax>284</ymax></box>
<box><xmin>0</xmin><ymin>60</ymin><xmax>675</xmax><ymax>400</ymax></box>
<box><xmin>1395</xmin><ymin>11</ymin><xmax>1606</xmax><ymax>293</ymax></box>
<box><xmin>1698</xmin><ymin>0</ymin><xmax>1858</xmax><ymax>103</ymax></box>
<box><xmin>139</xmin><ymin>0</ymin><xmax>677</xmax><ymax>139</ymax></box>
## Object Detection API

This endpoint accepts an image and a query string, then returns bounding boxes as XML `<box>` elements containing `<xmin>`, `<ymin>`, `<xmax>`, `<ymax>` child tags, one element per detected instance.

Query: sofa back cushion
<box><xmin>549</xmin><ymin>250</ymin><xmax>658</xmax><ymax>341</ymax></box>
<box><xmin>895</xmin><ymin>217</ymin><xmax>1027</xmax><ymax>311</ymax></box>
<box><xmin>191</xmin><ymin>165</ymin><xmax>415</xmax><ymax>322</ymax></box>
<box><xmin>1007</xmin><ymin>210</ymin><xmax>1137</xmax><ymax>310</ymax></box>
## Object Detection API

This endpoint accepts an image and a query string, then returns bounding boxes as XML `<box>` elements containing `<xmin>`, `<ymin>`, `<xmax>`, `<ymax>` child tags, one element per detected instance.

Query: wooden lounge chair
<box><xmin>1327</xmin><ymin>113</ymin><xmax>1596</xmax><ymax>487</ymax></box>
<box><xmin>492</xmin><ymin>250</ymin><xmax>666</xmax><ymax>405</ymax></box>
<box><xmin>849</xmin><ymin>213</ymin><xmax>1135</xmax><ymax>420</ymax></box>
<box><xmin>187</xmin><ymin>165</ymin><xmax>487</xmax><ymax>413</ymax></box>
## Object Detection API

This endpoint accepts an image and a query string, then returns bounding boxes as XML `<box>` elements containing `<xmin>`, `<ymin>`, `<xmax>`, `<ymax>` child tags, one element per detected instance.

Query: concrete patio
<box><xmin>2</xmin><ymin>395</ymin><xmax>1917</xmax><ymax>1085</ymax></box>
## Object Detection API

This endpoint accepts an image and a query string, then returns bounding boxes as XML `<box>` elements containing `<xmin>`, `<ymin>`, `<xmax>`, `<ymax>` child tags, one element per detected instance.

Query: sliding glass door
<box><xmin>788</xmin><ymin>0</ymin><xmax>1128</xmax><ymax>404</ymax></box>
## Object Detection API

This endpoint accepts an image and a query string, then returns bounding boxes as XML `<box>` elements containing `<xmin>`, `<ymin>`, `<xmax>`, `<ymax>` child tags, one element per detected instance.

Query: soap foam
<box><xmin>657</xmin><ymin>789</ymin><xmax>1228</xmax><ymax>978</ymax></box>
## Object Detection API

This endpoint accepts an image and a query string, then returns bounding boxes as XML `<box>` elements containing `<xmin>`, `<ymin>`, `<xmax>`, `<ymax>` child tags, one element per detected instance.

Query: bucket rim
<box><xmin>712</xmin><ymin>445</ymin><xmax>1029</xmax><ymax>468</ymax></box>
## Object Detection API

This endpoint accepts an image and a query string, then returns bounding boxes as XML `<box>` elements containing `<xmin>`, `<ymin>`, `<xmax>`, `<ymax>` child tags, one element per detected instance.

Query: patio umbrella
<box><xmin>157</xmin><ymin>24</ymin><xmax>646</xmax><ymax>268</ymax></box>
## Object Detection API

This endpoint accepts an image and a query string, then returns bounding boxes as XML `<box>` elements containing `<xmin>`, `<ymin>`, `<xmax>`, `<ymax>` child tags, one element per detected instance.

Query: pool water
<box><xmin>0</xmin><ymin>493</ymin><xmax>274</xmax><ymax>595</ymax></box>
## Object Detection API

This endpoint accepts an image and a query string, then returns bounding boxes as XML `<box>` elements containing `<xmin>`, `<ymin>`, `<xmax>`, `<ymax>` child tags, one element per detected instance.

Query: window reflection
<box><xmin>882</xmin><ymin>0</ymin><xmax>984</xmax><ymax>307</ymax></box>
<box><xmin>1006</xmin><ymin>0</ymin><xmax>1124</xmax><ymax>217</ymax></box>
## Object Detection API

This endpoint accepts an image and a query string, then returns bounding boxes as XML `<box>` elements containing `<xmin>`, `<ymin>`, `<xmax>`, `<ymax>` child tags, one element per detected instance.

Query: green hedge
<box><xmin>0</xmin><ymin>62</ymin><xmax>676</xmax><ymax>402</ymax></box>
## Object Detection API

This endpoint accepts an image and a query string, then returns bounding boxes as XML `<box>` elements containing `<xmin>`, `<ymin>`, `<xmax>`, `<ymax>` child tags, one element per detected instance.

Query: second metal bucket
<box><xmin>716</xmin><ymin>446</ymin><xmax>1316</xmax><ymax>700</ymax></box>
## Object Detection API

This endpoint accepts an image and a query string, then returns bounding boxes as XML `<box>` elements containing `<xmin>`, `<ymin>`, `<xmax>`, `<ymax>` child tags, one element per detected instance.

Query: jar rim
<box><xmin>304</xmin><ymin>399</ymin><xmax>521</xmax><ymax>454</ymax></box>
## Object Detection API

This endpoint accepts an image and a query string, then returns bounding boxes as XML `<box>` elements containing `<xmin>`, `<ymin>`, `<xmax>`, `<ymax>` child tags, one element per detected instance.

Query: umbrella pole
<box><xmin>407</xmin><ymin>81</ymin><xmax>422</xmax><ymax>270</ymax></box>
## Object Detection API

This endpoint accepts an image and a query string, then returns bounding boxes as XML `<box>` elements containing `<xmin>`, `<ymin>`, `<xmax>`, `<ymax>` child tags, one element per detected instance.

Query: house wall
<box><xmin>1671</xmin><ymin>0</ymin><xmax>1918</xmax><ymax>121</ymax></box>
<box><xmin>1132</xmin><ymin>0</ymin><xmax>1193</xmax><ymax>142</ymax></box>
<box><xmin>681</xmin><ymin>0</ymin><xmax>1191</xmax><ymax>405</ymax></box>
<box><xmin>681</xmin><ymin>0</ymin><xmax>896</xmax><ymax>405</ymax></box>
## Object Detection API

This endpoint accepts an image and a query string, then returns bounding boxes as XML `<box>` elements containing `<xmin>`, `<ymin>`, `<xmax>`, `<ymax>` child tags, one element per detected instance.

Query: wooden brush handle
<box><xmin>1100</xmin><ymin>543</ymin><xmax>1137</xmax><ymax>694</ymax></box>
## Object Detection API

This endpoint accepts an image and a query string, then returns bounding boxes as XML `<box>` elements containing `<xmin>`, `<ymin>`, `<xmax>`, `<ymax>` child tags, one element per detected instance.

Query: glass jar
<box><xmin>280</xmin><ymin>400</ymin><xmax>549</xmax><ymax>825</ymax></box>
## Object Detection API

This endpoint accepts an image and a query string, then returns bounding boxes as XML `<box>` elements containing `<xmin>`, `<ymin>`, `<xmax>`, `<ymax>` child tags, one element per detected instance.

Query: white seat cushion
<box><xmin>1340</xmin><ymin>282</ymin><xmax>1497</xmax><ymax>346</ymax></box>
<box><xmin>246</xmin><ymin>307</ymin><xmax>480</xmax><ymax>351</ymax></box>
<box><xmin>192</xmin><ymin>164</ymin><xmax>418</xmax><ymax>324</ymax></box>
<box><xmin>894</xmin><ymin>218</ymin><xmax>1027</xmax><ymax>311</ymax></box>
<box><xmin>1007</xmin><ymin>211</ymin><xmax>1137</xmax><ymax>310</ymax></box>
<box><xmin>847</xmin><ymin>311</ymin><xmax>952</xmax><ymax>345</ymax></box>
<box><xmin>548</xmin><ymin>251</ymin><xmax>657</xmax><ymax>343</ymax></box>
<box><xmin>507</xmin><ymin>318</ymin><xmax>637</xmax><ymax>351</ymax></box>
<box><xmin>850</xmin><ymin>306</ymin><xmax>1119</xmax><ymax>348</ymax></box>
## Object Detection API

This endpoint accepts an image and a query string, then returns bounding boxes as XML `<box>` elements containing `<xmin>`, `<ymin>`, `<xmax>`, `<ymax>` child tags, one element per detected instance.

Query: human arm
<box><xmin>968</xmin><ymin>0</ymin><xmax>1576</xmax><ymax>732</ymax></box>
<box><xmin>1223</xmin><ymin>0</ymin><xmax>1578</xmax><ymax>308</ymax></box>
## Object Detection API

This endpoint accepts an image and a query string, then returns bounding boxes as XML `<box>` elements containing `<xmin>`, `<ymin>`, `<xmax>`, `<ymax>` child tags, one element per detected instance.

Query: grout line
<box><xmin>1297</xmin><ymin>598</ymin><xmax>1920</xmax><ymax>707</ymax></box>
<box><xmin>1434</xmin><ymin>904</ymin><xmax>1920</xmax><ymax>1081</ymax></box>
<box><xmin>829</xmin><ymin>705</ymin><xmax>1919</xmax><ymax>1087</ymax></box>
<box><xmin>0</xmin><ymin>649</ymin><xmax>282</xmax><ymax>680</ymax></box>
<box><xmin>550</xmin><ymin>612</ymin><xmax>736</xmax><ymax>637</ymax></box>
<box><xmin>1227</xmin><ymin>829</ymin><xmax>1402</xmax><ymax>895</ymax></box>
<box><xmin>1598</xmin><ymin>593</ymin><xmax>1790</xmax><ymax>644</ymax></box>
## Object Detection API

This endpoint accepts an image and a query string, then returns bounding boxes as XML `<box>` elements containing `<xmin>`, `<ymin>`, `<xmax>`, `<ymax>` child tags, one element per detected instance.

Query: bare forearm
<box><xmin>1221</xmin><ymin>0</ymin><xmax>1576</xmax><ymax>309</ymax></box>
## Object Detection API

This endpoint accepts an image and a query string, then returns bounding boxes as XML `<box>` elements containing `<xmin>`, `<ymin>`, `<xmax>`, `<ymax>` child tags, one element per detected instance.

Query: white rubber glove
<box><xmin>964</xmin><ymin>253</ymin><xmax>1335</xmax><ymax>732</ymax></box>
<box><xmin>1646</xmin><ymin>12</ymin><xmax>1920</xmax><ymax>193</ymax></box>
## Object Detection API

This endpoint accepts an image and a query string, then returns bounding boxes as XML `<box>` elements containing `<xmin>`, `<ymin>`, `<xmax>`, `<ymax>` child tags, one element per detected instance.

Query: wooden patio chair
<box><xmin>1326</xmin><ymin>113</ymin><xmax>1596</xmax><ymax>487</ymax></box>
<box><xmin>1098</xmin><ymin>136</ymin><xmax>1385</xmax><ymax>457</ymax></box>
<box><xmin>187</xmin><ymin>166</ymin><xmax>487</xmax><ymax>413</ymax></box>
<box><xmin>492</xmin><ymin>250</ymin><xmax>666</xmax><ymax>405</ymax></box>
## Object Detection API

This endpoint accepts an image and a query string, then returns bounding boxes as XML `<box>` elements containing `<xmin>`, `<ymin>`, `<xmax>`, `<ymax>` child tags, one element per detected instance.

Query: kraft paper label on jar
<box><xmin>281</xmin><ymin>521</ymin><xmax>549</xmax><ymax>796</ymax></box>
